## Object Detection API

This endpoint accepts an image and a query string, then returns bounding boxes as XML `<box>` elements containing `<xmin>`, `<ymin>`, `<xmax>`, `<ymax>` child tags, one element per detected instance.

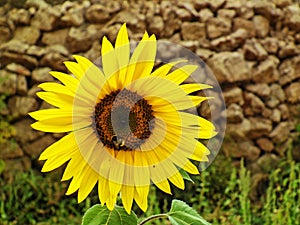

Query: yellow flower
<box><xmin>29</xmin><ymin>24</ymin><xmax>216</xmax><ymax>214</ymax></box>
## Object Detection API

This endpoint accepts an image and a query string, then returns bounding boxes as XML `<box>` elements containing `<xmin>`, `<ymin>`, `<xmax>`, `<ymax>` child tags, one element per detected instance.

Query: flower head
<box><xmin>29</xmin><ymin>24</ymin><xmax>216</xmax><ymax>213</ymax></box>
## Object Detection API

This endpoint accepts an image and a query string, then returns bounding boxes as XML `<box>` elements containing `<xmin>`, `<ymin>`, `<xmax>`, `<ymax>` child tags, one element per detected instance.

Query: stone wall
<box><xmin>0</xmin><ymin>0</ymin><xmax>300</xmax><ymax>177</ymax></box>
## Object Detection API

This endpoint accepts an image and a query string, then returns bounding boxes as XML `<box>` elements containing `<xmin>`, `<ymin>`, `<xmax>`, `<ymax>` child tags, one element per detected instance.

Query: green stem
<box><xmin>138</xmin><ymin>213</ymin><xmax>168</xmax><ymax>225</ymax></box>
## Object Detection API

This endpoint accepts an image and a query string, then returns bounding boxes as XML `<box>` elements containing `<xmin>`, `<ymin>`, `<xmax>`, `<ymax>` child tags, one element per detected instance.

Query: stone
<box><xmin>40</xmin><ymin>52</ymin><xmax>69</xmax><ymax>72</ymax></box>
<box><xmin>253</xmin><ymin>15</ymin><xmax>270</xmax><ymax>38</ymax></box>
<box><xmin>193</xmin><ymin>0</ymin><xmax>208</xmax><ymax>10</ymax></box>
<box><xmin>273</xmin><ymin>0</ymin><xmax>292</xmax><ymax>8</ymax></box>
<box><xmin>243</xmin><ymin>92</ymin><xmax>265</xmax><ymax>116</ymax></box>
<box><xmin>104</xmin><ymin>1</ymin><xmax>122</xmax><ymax>14</ymax></box>
<box><xmin>278</xmin><ymin>104</ymin><xmax>289</xmax><ymax>120</ymax></box>
<box><xmin>227</xmin><ymin>103</ymin><xmax>244</xmax><ymax>123</ymax></box>
<box><xmin>210</xmin><ymin>28</ymin><xmax>248</xmax><ymax>51</ymax></box>
<box><xmin>256</xmin><ymin>138</ymin><xmax>274</xmax><ymax>152</ymax></box>
<box><xmin>26</xmin><ymin>45</ymin><xmax>47</xmax><ymax>57</ymax></box>
<box><xmin>16</xmin><ymin>75</ymin><xmax>27</xmax><ymax>95</ymax></box>
<box><xmin>207</xmin><ymin>17</ymin><xmax>231</xmax><ymax>39</ymax></box>
<box><xmin>285</xmin><ymin>82</ymin><xmax>300</xmax><ymax>103</ymax></box>
<box><xmin>0</xmin><ymin>70</ymin><xmax>17</xmax><ymax>95</ymax></box>
<box><xmin>31</xmin><ymin>7</ymin><xmax>60</xmax><ymax>31</ymax></box>
<box><xmin>248</xmin><ymin>117</ymin><xmax>272</xmax><ymax>139</ymax></box>
<box><xmin>148</xmin><ymin>16</ymin><xmax>164</xmax><ymax>34</ymax></box>
<box><xmin>0</xmin><ymin>52</ymin><xmax>38</xmax><ymax>70</ymax></box>
<box><xmin>8</xmin><ymin>96</ymin><xmax>39</xmax><ymax>118</ymax></box>
<box><xmin>196</xmin><ymin>48</ymin><xmax>214</xmax><ymax>61</ymax></box>
<box><xmin>224</xmin><ymin>139</ymin><xmax>260</xmax><ymax>161</ymax></box>
<box><xmin>237</xmin><ymin>3</ymin><xmax>255</xmax><ymax>19</ymax></box>
<box><xmin>262</xmin><ymin>108</ymin><xmax>272</xmax><ymax>118</ymax></box>
<box><xmin>46</xmin><ymin>44</ymin><xmax>69</xmax><ymax>56</ymax></box>
<box><xmin>41</xmin><ymin>29</ymin><xmax>69</xmax><ymax>46</ymax></box>
<box><xmin>116</xmin><ymin>11</ymin><xmax>146</xmax><ymax>33</ymax></box>
<box><xmin>252</xmin><ymin>56</ymin><xmax>279</xmax><ymax>84</ymax></box>
<box><xmin>245</xmin><ymin>83</ymin><xmax>271</xmax><ymax>98</ymax></box>
<box><xmin>207</xmin><ymin>52</ymin><xmax>250</xmax><ymax>83</ymax></box>
<box><xmin>0</xmin><ymin>25</ymin><xmax>11</xmax><ymax>44</ymax></box>
<box><xmin>269</xmin><ymin>122</ymin><xmax>290</xmax><ymax>143</ymax></box>
<box><xmin>181</xmin><ymin>22</ymin><xmax>206</xmax><ymax>41</ymax></box>
<box><xmin>0</xmin><ymin>142</ymin><xmax>23</xmax><ymax>159</ymax></box>
<box><xmin>278</xmin><ymin>42</ymin><xmax>300</xmax><ymax>58</ymax></box>
<box><xmin>266</xmin><ymin>96</ymin><xmax>280</xmax><ymax>108</ymax></box>
<box><xmin>178</xmin><ymin>2</ymin><xmax>199</xmax><ymax>18</ymax></box>
<box><xmin>270</xmin><ymin>108</ymin><xmax>281</xmax><ymax>123</ymax></box>
<box><xmin>0</xmin><ymin>39</ymin><xmax>29</xmax><ymax>54</ymax></box>
<box><xmin>31</xmin><ymin>67</ymin><xmax>53</xmax><ymax>83</ymax></box>
<box><xmin>14</xmin><ymin>118</ymin><xmax>44</xmax><ymax>144</ymax></box>
<box><xmin>5</xmin><ymin>63</ymin><xmax>30</xmax><ymax>76</ymax></box>
<box><xmin>223</xmin><ymin>87</ymin><xmax>244</xmax><ymax>105</ymax></box>
<box><xmin>233</xmin><ymin>17</ymin><xmax>256</xmax><ymax>37</ymax></box>
<box><xmin>279</xmin><ymin>56</ymin><xmax>300</xmax><ymax>86</ymax></box>
<box><xmin>207</xmin><ymin>0</ymin><xmax>225</xmax><ymax>11</ymax></box>
<box><xmin>83</xmin><ymin>40</ymin><xmax>101</xmax><ymax>62</ymax></box>
<box><xmin>66</xmin><ymin>26</ymin><xmax>96</xmax><ymax>53</ymax></box>
<box><xmin>175</xmin><ymin>8</ymin><xmax>192</xmax><ymax>21</ymax></box>
<box><xmin>260</xmin><ymin>37</ymin><xmax>279</xmax><ymax>54</ymax></box>
<box><xmin>199</xmin><ymin>8</ymin><xmax>214</xmax><ymax>22</ymax></box>
<box><xmin>226</xmin><ymin>118</ymin><xmax>251</xmax><ymax>141</ymax></box>
<box><xmin>225</xmin><ymin>0</ymin><xmax>242</xmax><ymax>9</ymax></box>
<box><xmin>180</xmin><ymin>40</ymin><xmax>198</xmax><ymax>52</ymax></box>
<box><xmin>8</xmin><ymin>8</ymin><xmax>30</xmax><ymax>25</ymax></box>
<box><xmin>253</xmin><ymin>0</ymin><xmax>281</xmax><ymax>20</ymax></box>
<box><xmin>85</xmin><ymin>4</ymin><xmax>110</xmax><ymax>23</ymax></box>
<box><xmin>25</xmin><ymin>0</ymin><xmax>49</xmax><ymax>9</ymax></box>
<box><xmin>243</xmin><ymin>38</ymin><xmax>268</xmax><ymax>61</ymax></box>
<box><xmin>14</xmin><ymin>26</ymin><xmax>40</xmax><ymax>45</ymax></box>
<box><xmin>285</xmin><ymin>6</ymin><xmax>300</xmax><ymax>32</ymax></box>
<box><xmin>270</xmin><ymin>84</ymin><xmax>286</xmax><ymax>103</ymax></box>
<box><xmin>218</xmin><ymin>9</ymin><xmax>236</xmax><ymax>19</ymax></box>
<box><xmin>23</xmin><ymin>134</ymin><xmax>56</xmax><ymax>159</ymax></box>
<box><xmin>60</xmin><ymin>6</ymin><xmax>84</xmax><ymax>27</ymax></box>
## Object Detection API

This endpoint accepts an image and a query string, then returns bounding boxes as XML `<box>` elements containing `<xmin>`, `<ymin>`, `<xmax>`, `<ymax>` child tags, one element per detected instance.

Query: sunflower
<box><xmin>29</xmin><ymin>23</ymin><xmax>216</xmax><ymax>214</ymax></box>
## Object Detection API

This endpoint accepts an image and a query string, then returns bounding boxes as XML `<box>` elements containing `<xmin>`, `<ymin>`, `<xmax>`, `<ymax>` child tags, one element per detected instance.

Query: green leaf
<box><xmin>0</xmin><ymin>159</ymin><xmax>5</xmax><ymax>175</ymax></box>
<box><xmin>167</xmin><ymin>200</ymin><xmax>211</xmax><ymax>225</ymax></box>
<box><xmin>178</xmin><ymin>168</ymin><xmax>194</xmax><ymax>183</ymax></box>
<box><xmin>81</xmin><ymin>204</ymin><xmax>138</xmax><ymax>225</ymax></box>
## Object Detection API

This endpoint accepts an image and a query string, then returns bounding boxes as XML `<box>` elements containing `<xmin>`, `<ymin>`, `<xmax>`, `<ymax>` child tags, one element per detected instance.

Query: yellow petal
<box><xmin>78</xmin><ymin>166</ymin><xmax>98</xmax><ymax>203</ymax></box>
<box><xmin>98</xmin><ymin>176</ymin><xmax>109</xmax><ymax>205</ymax></box>
<box><xmin>166</xmin><ymin>65</ymin><xmax>198</xmax><ymax>85</ymax></box>
<box><xmin>168</xmin><ymin>171</ymin><xmax>184</xmax><ymax>190</ymax></box>
<box><xmin>64</xmin><ymin>61</ymin><xmax>85</xmax><ymax>80</ymax></box>
<box><xmin>49</xmin><ymin>71</ymin><xmax>79</xmax><ymax>90</ymax></box>
<box><xmin>134</xmin><ymin>185</ymin><xmax>149</xmax><ymax>212</ymax></box>
<box><xmin>102</xmin><ymin>36</ymin><xmax>119</xmax><ymax>78</ymax></box>
<box><xmin>37</xmin><ymin>92</ymin><xmax>73</xmax><ymax>108</ymax></box>
<box><xmin>151</xmin><ymin>60</ymin><xmax>187</xmax><ymax>77</ymax></box>
<box><xmin>180</xmin><ymin>83</ymin><xmax>212</xmax><ymax>94</ymax></box>
<box><xmin>182</xmin><ymin>160</ymin><xmax>199</xmax><ymax>175</ymax></box>
<box><xmin>38</xmin><ymin>82</ymin><xmax>75</xmax><ymax>96</ymax></box>
<box><xmin>121</xmin><ymin>185</ymin><xmax>134</xmax><ymax>214</ymax></box>
<box><xmin>31</xmin><ymin>121</ymin><xmax>73</xmax><ymax>132</ymax></box>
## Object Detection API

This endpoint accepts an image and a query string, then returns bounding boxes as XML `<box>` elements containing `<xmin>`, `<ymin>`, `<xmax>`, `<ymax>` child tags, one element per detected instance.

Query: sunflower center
<box><xmin>94</xmin><ymin>89</ymin><xmax>154</xmax><ymax>151</ymax></box>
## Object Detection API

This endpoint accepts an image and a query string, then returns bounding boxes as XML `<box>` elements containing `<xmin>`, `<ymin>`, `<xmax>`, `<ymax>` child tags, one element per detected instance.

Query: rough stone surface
<box><xmin>23</xmin><ymin>135</ymin><xmax>56</xmax><ymax>159</ymax></box>
<box><xmin>252</xmin><ymin>56</ymin><xmax>279</xmax><ymax>83</ymax></box>
<box><xmin>223</xmin><ymin>87</ymin><xmax>244</xmax><ymax>105</ymax></box>
<box><xmin>16</xmin><ymin>75</ymin><xmax>28</xmax><ymax>95</ymax></box>
<box><xmin>207</xmin><ymin>52</ymin><xmax>250</xmax><ymax>83</ymax></box>
<box><xmin>248</xmin><ymin>117</ymin><xmax>273</xmax><ymax>139</ymax></box>
<box><xmin>207</xmin><ymin>17</ymin><xmax>231</xmax><ymax>39</ymax></box>
<box><xmin>253</xmin><ymin>15</ymin><xmax>270</xmax><ymax>38</ymax></box>
<box><xmin>14</xmin><ymin>26</ymin><xmax>40</xmax><ymax>45</ymax></box>
<box><xmin>227</xmin><ymin>103</ymin><xmax>244</xmax><ymax>123</ymax></box>
<box><xmin>5</xmin><ymin>63</ymin><xmax>31</xmax><ymax>76</ymax></box>
<box><xmin>31</xmin><ymin>7</ymin><xmax>60</xmax><ymax>31</ymax></box>
<box><xmin>244</xmin><ymin>92</ymin><xmax>265</xmax><ymax>116</ymax></box>
<box><xmin>0</xmin><ymin>71</ymin><xmax>17</xmax><ymax>95</ymax></box>
<box><xmin>233</xmin><ymin>17</ymin><xmax>256</xmax><ymax>37</ymax></box>
<box><xmin>278</xmin><ymin>56</ymin><xmax>300</xmax><ymax>86</ymax></box>
<box><xmin>31</xmin><ymin>67</ymin><xmax>53</xmax><ymax>83</ymax></box>
<box><xmin>8</xmin><ymin>96</ymin><xmax>39</xmax><ymax>118</ymax></box>
<box><xmin>243</xmin><ymin>38</ymin><xmax>268</xmax><ymax>61</ymax></box>
<box><xmin>269</xmin><ymin>122</ymin><xmax>290</xmax><ymax>143</ymax></box>
<box><xmin>256</xmin><ymin>138</ymin><xmax>274</xmax><ymax>152</ymax></box>
<box><xmin>245</xmin><ymin>83</ymin><xmax>271</xmax><ymax>98</ymax></box>
<box><xmin>41</xmin><ymin>29</ymin><xmax>69</xmax><ymax>46</ymax></box>
<box><xmin>285</xmin><ymin>82</ymin><xmax>300</xmax><ymax>103</ymax></box>
<box><xmin>181</xmin><ymin>22</ymin><xmax>206</xmax><ymax>41</ymax></box>
<box><xmin>14</xmin><ymin>119</ymin><xmax>44</xmax><ymax>144</ymax></box>
<box><xmin>85</xmin><ymin>4</ymin><xmax>110</xmax><ymax>23</ymax></box>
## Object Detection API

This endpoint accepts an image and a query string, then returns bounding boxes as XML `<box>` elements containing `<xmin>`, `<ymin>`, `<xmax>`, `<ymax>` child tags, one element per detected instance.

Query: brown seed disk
<box><xmin>94</xmin><ymin>89</ymin><xmax>154</xmax><ymax>151</ymax></box>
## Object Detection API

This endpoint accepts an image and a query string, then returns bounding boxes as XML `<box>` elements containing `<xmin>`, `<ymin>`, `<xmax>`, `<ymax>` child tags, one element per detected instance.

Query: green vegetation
<box><xmin>0</xmin><ymin>153</ymin><xmax>299</xmax><ymax>225</ymax></box>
